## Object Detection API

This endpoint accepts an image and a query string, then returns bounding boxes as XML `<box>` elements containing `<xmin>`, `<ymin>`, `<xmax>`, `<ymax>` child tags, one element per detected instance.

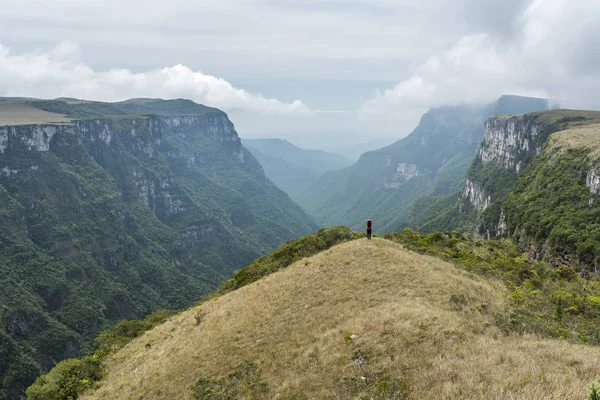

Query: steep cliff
<box><xmin>501</xmin><ymin>117</ymin><xmax>600</xmax><ymax>269</ymax></box>
<box><xmin>461</xmin><ymin>114</ymin><xmax>553</xmax><ymax>237</ymax></box>
<box><xmin>0</xmin><ymin>98</ymin><xmax>317</xmax><ymax>399</ymax></box>
<box><xmin>298</xmin><ymin>95</ymin><xmax>550</xmax><ymax>232</ymax></box>
<box><xmin>407</xmin><ymin>110</ymin><xmax>600</xmax><ymax>243</ymax></box>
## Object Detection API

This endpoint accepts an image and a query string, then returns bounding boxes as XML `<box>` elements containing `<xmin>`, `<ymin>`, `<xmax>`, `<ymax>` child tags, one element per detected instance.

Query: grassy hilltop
<box><xmin>54</xmin><ymin>236</ymin><xmax>600</xmax><ymax>400</ymax></box>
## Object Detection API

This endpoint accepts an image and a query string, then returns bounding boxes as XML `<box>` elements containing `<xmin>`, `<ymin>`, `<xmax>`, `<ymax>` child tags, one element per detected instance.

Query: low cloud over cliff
<box><xmin>1</xmin><ymin>0</ymin><xmax>599</xmax><ymax>141</ymax></box>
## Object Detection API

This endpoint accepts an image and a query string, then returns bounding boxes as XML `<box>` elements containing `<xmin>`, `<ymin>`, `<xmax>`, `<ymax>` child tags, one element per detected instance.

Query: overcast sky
<box><xmin>1</xmin><ymin>0</ymin><xmax>599</xmax><ymax>146</ymax></box>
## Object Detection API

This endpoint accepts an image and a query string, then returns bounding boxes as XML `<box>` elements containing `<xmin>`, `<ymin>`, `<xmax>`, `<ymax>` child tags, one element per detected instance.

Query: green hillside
<box><xmin>242</xmin><ymin>138</ymin><xmax>352</xmax><ymax>201</ymax></box>
<box><xmin>241</xmin><ymin>138</ymin><xmax>351</xmax><ymax>175</ymax></box>
<box><xmin>298</xmin><ymin>95</ymin><xmax>551</xmax><ymax>232</ymax></box>
<box><xmin>0</xmin><ymin>98</ymin><xmax>317</xmax><ymax>399</ymax></box>
<box><xmin>30</xmin><ymin>232</ymin><xmax>600</xmax><ymax>399</ymax></box>
<box><xmin>404</xmin><ymin>110</ymin><xmax>600</xmax><ymax>254</ymax></box>
<box><xmin>241</xmin><ymin>143</ymin><xmax>319</xmax><ymax>201</ymax></box>
<box><xmin>503</xmin><ymin>120</ymin><xmax>600</xmax><ymax>272</ymax></box>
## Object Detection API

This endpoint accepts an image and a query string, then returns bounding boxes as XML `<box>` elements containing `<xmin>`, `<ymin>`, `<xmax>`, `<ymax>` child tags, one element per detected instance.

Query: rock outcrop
<box><xmin>382</xmin><ymin>159</ymin><xmax>426</xmax><ymax>189</ymax></box>
<box><xmin>587</xmin><ymin>168</ymin><xmax>600</xmax><ymax>195</ymax></box>
<box><xmin>479</xmin><ymin>117</ymin><xmax>546</xmax><ymax>173</ymax></box>
<box><xmin>462</xmin><ymin>179</ymin><xmax>490</xmax><ymax>212</ymax></box>
<box><xmin>462</xmin><ymin>115</ymin><xmax>549</xmax><ymax>213</ymax></box>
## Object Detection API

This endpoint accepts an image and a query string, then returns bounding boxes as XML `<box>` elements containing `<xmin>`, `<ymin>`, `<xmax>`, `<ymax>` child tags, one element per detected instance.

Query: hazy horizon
<box><xmin>2</xmin><ymin>0</ymin><xmax>600</xmax><ymax>146</ymax></box>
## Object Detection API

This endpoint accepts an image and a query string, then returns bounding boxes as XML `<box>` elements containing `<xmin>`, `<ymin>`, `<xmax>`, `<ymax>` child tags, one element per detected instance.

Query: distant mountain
<box><xmin>335</xmin><ymin>137</ymin><xmax>398</xmax><ymax>161</ymax></box>
<box><xmin>242</xmin><ymin>138</ymin><xmax>352</xmax><ymax>175</ymax></box>
<box><xmin>297</xmin><ymin>95</ymin><xmax>552</xmax><ymax>232</ymax></box>
<box><xmin>277</xmin><ymin>132</ymin><xmax>398</xmax><ymax>161</ymax></box>
<box><xmin>0</xmin><ymin>98</ymin><xmax>317</xmax><ymax>399</ymax></box>
<box><xmin>242</xmin><ymin>138</ymin><xmax>352</xmax><ymax>201</ymax></box>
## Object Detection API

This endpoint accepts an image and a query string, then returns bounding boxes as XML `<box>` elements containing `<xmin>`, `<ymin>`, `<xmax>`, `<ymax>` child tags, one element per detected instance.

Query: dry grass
<box><xmin>0</xmin><ymin>99</ymin><xmax>71</xmax><ymax>126</ymax></box>
<box><xmin>533</xmin><ymin>109</ymin><xmax>600</xmax><ymax>124</ymax></box>
<box><xmin>495</xmin><ymin>109</ymin><xmax>600</xmax><ymax>123</ymax></box>
<box><xmin>84</xmin><ymin>239</ymin><xmax>600</xmax><ymax>399</ymax></box>
<box><xmin>548</xmin><ymin>123</ymin><xmax>600</xmax><ymax>158</ymax></box>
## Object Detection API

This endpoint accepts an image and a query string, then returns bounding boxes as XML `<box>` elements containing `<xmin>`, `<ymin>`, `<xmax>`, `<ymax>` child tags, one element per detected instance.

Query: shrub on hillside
<box><xmin>25</xmin><ymin>309</ymin><xmax>179</xmax><ymax>399</ymax></box>
<box><xmin>93</xmin><ymin>309</ymin><xmax>180</xmax><ymax>359</ymax></box>
<box><xmin>385</xmin><ymin>228</ymin><xmax>600</xmax><ymax>346</ymax></box>
<box><xmin>589</xmin><ymin>378</ymin><xmax>600</xmax><ymax>400</ymax></box>
<box><xmin>217</xmin><ymin>226</ymin><xmax>359</xmax><ymax>294</ymax></box>
<box><xmin>25</xmin><ymin>357</ymin><xmax>101</xmax><ymax>400</ymax></box>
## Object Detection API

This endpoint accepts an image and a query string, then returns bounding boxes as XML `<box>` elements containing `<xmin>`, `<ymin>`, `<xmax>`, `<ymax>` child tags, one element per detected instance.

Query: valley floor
<box><xmin>84</xmin><ymin>239</ymin><xmax>600</xmax><ymax>399</ymax></box>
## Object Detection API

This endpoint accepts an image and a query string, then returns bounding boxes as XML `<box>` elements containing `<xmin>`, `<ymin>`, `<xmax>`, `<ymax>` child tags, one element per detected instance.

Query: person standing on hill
<box><xmin>366</xmin><ymin>219</ymin><xmax>372</xmax><ymax>240</ymax></box>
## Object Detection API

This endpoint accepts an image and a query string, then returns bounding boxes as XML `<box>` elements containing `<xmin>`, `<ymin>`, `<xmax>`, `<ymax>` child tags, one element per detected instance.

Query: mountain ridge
<box><xmin>241</xmin><ymin>138</ymin><xmax>352</xmax><ymax>201</ymax></box>
<box><xmin>0</xmin><ymin>97</ymin><xmax>317</xmax><ymax>399</ymax></box>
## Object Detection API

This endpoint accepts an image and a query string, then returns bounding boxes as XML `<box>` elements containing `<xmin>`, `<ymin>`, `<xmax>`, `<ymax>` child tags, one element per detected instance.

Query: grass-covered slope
<box><xmin>25</xmin><ymin>226</ymin><xmax>358</xmax><ymax>400</ymax></box>
<box><xmin>79</xmin><ymin>237</ymin><xmax>600</xmax><ymax>400</ymax></box>
<box><xmin>0</xmin><ymin>99</ymin><xmax>72</xmax><ymax>126</ymax></box>
<box><xmin>0</xmin><ymin>98</ymin><xmax>317</xmax><ymax>399</ymax></box>
<box><xmin>216</xmin><ymin>226</ymin><xmax>359</xmax><ymax>294</ymax></box>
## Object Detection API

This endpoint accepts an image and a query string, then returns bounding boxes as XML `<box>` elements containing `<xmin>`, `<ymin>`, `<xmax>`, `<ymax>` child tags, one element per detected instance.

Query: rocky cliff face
<box><xmin>498</xmin><ymin>114</ymin><xmax>600</xmax><ymax>269</ymax></box>
<box><xmin>462</xmin><ymin>115</ymin><xmax>549</xmax><ymax>214</ymax></box>
<box><xmin>479</xmin><ymin>117</ymin><xmax>546</xmax><ymax>173</ymax></box>
<box><xmin>382</xmin><ymin>158</ymin><xmax>427</xmax><ymax>189</ymax></box>
<box><xmin>586</xmin><ymin>167</ymin><xmax>600</xmax><ymax>195</ymax></box>
<box><xmin>457</xmin><ymin>111</ymin><xmax>600</xmax><ymax>240</ymax></box>
<box><xmin>0</xmin><ymin>98</ymin><xmax>317</xmax><ymax>400</ymax></box>
<box><xmin>462</xmin><ymin>179</ymin><xmax>490</xmax><ymax>212</ymax></box>
<box><xmin>1</xmin><ymin>114</ymin><xmax>252</xmax><ymax>230</ymax></box>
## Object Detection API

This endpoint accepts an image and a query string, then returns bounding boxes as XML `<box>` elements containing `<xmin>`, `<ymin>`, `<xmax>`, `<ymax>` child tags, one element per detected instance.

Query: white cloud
<box><xmin>0</xmin><ymin>42</ymin><xmax>311</xmax><ymax>117</ymax></box>
<box><xmin>359</xmin><ymin>0</ymin><xmax>600</xmax><ymax>120</ymax></box>
<box><xmin>1</xmin><ymin>0</ymin><xmax>600</xmax><ymax>143</ymax></box>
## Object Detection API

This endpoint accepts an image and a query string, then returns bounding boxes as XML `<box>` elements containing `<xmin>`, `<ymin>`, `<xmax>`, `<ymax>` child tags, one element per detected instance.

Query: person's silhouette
<box><xmin>366</xmin><ymin>219</ymin><xmax>372</xmax><ymax>240</ymax></box>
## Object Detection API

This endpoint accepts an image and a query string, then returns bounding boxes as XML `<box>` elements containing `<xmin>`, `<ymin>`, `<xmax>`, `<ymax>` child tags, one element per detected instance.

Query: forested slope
<box><xmin>0</xmin><ymin>98</ymin><xmax>317</xmax><ymax>399</ymax></box>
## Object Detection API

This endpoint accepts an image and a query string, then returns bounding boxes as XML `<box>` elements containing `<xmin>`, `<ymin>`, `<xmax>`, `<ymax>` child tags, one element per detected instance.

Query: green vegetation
<box><xmin>242</xmin><ymin>138</ymin><xmax>352</xmax><ymax>202</ymax></box>
<box><xmin>217</xmin><ymin>226</ymin><xmax>359</xmax><ymax>294</ymax></box>
<box><xmin>25</xmin><ymin>227</ymin><xmax>358</xmax><ymax>399</ymax></box>
<box><xmin>404</xmin><ymin>111</ymin><xmax>600</xmax><ymax>236</ymax></box>
<box><xmin>503</xmin><ymin>147</ymin><xmax>600</xmax><ymax>272</ymax></box>
<box><xmin>386</xmin><ymin>229</ymin><xmax>600</xmax><ymax>344</ymax></box>
<box><xmin>1</xmin><ymin>98</ymin><xmax>317</xmax><ymax>399</ymax></box>
<box><xmin>298</xmin><ymin>95</ymin><xmax>549</xmax><ymax>232</ymax></box>
<box><xmin>28</xmin><ymin>98</ymin><xmax>223</xmax><ymax>120</ymax></box>
<box><xmin>25</xmin><ymin>358</ymin><xmax>102</xmax><ymax>400</ymax></box>
<box><xmin>26</xmin><ymin>310</ymin><xmax>179</xmax><ymax>400</ymax></box>
<box><xmin>590</xmin><ymin>379</ymin><xmax>600</xmax><ymax>400</ymax></box>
